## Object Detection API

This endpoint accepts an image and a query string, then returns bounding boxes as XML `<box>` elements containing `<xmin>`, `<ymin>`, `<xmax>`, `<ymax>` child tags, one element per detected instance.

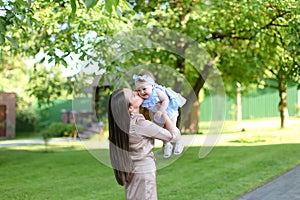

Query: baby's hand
<box><xmin>155</xmin><ymin>111</ymin><xmax>162</xmax><ymax>119</ymax></box>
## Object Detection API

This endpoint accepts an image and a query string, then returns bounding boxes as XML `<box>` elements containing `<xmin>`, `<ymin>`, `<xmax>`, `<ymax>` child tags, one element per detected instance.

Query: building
<box><xmin>0</xmin><ymin>92</ymin><xmax>16</xmax><ymax>138</ymax></box>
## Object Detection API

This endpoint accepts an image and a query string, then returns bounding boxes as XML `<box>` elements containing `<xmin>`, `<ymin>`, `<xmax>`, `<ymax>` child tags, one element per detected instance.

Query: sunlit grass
<box><xmin>1</xmin><ymin>117</ymin><xmax>300</xmax><ymax>199</ymax></box>
<box><xmin>199</xmin><ymin>117</ymin><xmax>300</xmax><ymax>146</ymax></box>
<box><xmin>200</xmin><ymin>116</ymin><xmax>299</xmax><ymax>131</ymax></box>
<box><xmin>1</xmin><ymin>143</ymin><xmax>300</xmax><ymax>200</ymax></box>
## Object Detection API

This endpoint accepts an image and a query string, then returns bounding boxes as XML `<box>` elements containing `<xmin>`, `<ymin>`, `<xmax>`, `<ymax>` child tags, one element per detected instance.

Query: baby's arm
<box><xmin>155</xmin><ymin>88</ymin><xmax>170</xmax><ymax>119</ymax></box>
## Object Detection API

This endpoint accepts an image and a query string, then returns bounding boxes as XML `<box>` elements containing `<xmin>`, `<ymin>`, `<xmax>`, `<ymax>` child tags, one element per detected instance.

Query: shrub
<box><xmin>41</xmin><ymin>122</ymin><xmax>83</xmax><ymax>140</ymax></box>
<box><xmin>16</xmin><ymin>109</ymin><xmax>41</xmax><ymax>133</ymax></box>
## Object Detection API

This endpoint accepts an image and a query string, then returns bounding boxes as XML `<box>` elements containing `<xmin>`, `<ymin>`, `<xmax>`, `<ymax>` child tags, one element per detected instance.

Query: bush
<box><xmin>16</xmin><ymin>109</ymin><xmax>41</xmax><ymax>133</ymax></box>
<box><xmin>41</xmin><ymin>122</ymin><xmax>83</xmax><ymax>141</ymax></box>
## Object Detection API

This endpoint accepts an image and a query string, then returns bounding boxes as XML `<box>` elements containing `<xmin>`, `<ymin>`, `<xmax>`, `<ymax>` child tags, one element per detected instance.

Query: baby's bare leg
<box><xmin>170</xmin><ymin>114</ymin><xmax>184</xmax><ymax>155</ymax></box>
<box><xmin>162</xmin><ymin>116</ymin><xmax>178</xmax><ymax>158</ymax></box>
<box><xmin>168</xmin><ymin>116</ymin><xmax>180</xmax><ymax>140</ymax></box>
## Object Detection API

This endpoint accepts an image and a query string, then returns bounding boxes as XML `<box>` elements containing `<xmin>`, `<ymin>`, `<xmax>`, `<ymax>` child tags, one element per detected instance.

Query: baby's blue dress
<box><xmin>141</xmin><ymin>84</ymin><xmax>186</xmax><ymax>124</ymax></box>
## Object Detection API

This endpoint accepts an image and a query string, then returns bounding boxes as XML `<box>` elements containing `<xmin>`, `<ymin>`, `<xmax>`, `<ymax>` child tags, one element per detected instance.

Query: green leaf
<box><xmin>26</xmin><ymin>17</ymin><xmax>32</xmax><ymax>28</ymax></box>
<box><xmin>0</xmin><ymin>20</ymin><xmax>6</xmax><ymax>33</ymax></box>
<box><xmin>0</xmin><ymin>34</ymin><xmax>4</xmax><ymax>45</ymax></box>
<box><xmin>39</xmin><ymin>56</ymin><xmax>45</xmax><ymax>63</ymax></box>
<box><xmin>6</xmin><ymin>36</ymin><xmax>18</xmax><ymax>48</ymax></box>
<box><xmin>84</xmin><ymin>0</ymin><xmax>98</xmax><ymax>10</ymax></box>
<box><xmin>105</xmin><ymin>0</ymin><xmax>113</xmax><ymax>14</ymax></box>
<box><xmin>61</xmin><ymin>59</ymin><xmax>68</xmax><ymax>67</ymax></box>
<box><xmin>70</xmin><ymin>0</ymin><xmax>77</xmax><ymax>17</ymax></box>
<box><xmin>286</xmin><ymin>42</ymin><xmax>294</xmax><ymax>51</ymax></box>
<box><xmin>114</xmin><ymin>0</ymin><xmax>119</xmax><ymax>6</ymax></box>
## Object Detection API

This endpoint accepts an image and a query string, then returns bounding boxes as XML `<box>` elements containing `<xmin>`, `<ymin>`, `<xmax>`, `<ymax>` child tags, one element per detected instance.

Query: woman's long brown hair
<box><xmin>108</xmin><ymin>89</ymin><xmax>133</xmax><ymax>186</ymax></box>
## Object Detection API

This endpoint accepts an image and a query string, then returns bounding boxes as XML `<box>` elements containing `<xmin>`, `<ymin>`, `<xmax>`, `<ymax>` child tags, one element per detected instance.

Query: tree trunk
<box><xmin>297</xmin><ymin>85</ymin><xmax>300</xmax><ymax>117</ymax></box>
<box><xmin>278</xmin><ymin>72</ymin><xmax>290</xmax><ymax>128</ymax></box>
<box><xmin>181</xmin><ymin>100</ymin><xmax>199</xmax><ymax>134</ymax></box>
<box><xmin>236</xmin><ymin>82</ymin><xmax>242</xmax><ymax>122</ymax></box>
<box><xmin>181</xmin><ymin>56</ymin><xmax>220</xmax><ymax>133</ymax></box>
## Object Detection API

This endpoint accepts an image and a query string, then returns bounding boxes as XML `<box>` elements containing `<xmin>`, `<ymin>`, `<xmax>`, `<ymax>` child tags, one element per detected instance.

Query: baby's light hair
<box><xmin>137</xmin><ymin>71</ymin><xmax>156</xmax><ymax>82</ymax></box>
<box><xmin>133</xmin><ymin>70</ymin><xmax>156</xmax><ymax>88</ymax></box>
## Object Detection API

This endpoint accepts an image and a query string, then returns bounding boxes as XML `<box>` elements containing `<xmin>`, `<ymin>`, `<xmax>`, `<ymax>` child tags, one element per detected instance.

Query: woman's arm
<box><xmin>136</xmin><ymin>114</ymin><xmax>179</xmax><ymax>143</ymax></box>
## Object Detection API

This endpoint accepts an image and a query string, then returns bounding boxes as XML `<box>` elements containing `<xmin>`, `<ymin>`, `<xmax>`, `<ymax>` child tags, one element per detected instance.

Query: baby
<box><xmin>133</xmin><ymin>71</ymin><xmax>186</xmax><ymax>158</ymax></box>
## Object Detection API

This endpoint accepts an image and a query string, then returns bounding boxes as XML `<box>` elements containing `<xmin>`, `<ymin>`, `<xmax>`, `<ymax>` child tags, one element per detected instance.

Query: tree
<box><xmin>0</xmin><ymin>0</ymin><xmax>125</xmax><ymax>56</ymax></box>
<box><xmin>194</xmin><ymin>0</ymin><xmax>300</xmax><ymax>128</ymax></box>
<box><xmin>0</xmin><ymin>0</ymin><xmax>130</xmax><ymax>107</ymax></box>
<box><xmin>116</xmin><ymin>0</ymin><xmax>300</xmax><ymax>129</ymax></box>
<box><xmin>111</xmin><ymin>0</ymin><xmax>224</xmax><ymax>133</ymax></box>
<box><xmin>0</xmin><ymin>54</ymin><xmax>34</xmax><ymax>109</ymax></box>
<box><xmin>26</xmin><ymin>64</ymin><xmax>73</xmax><ymax>107</ymax></box>
<box><xmin>1</xmin><ymin>0</ymin><xmax>299</xmax><ymax>130</ymax></box>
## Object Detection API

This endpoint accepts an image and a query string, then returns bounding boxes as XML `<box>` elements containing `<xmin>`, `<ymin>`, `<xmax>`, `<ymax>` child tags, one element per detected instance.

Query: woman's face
<box><xmin>124</xmin><ymin>88</ymin><xmax>143</xmax><ymax>108</ymax></box>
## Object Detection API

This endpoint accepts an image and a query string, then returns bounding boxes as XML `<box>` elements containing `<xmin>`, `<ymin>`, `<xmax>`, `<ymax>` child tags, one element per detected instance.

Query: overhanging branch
<box><xmin>209</xmin><ymin>10</ymin><xmax>291</xmax><ymax>41</ymax></box>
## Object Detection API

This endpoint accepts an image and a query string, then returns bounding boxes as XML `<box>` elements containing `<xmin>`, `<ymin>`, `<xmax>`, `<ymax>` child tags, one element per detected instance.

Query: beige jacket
<box><xmin>128</xmin><ymin>113</ymin><xmax>178</xmax><ymax>173</ymax></box>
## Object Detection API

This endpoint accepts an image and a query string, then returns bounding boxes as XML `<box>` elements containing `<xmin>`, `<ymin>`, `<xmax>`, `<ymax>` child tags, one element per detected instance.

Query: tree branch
<box><xmin>209</xmin><ymin>9</ymin><xmax>291</xmax><ymax>41</ymax></box>
<box><xmin>191</xmin><ymin>55</ymin><xmax>220</xmax><ymax>98</ymax></box>
<box><xmin>265</xmin><ymin>11</ymin><xmax>290</xmax><ymax>29</ymax></box>
<box><xmin>268</xmin><ymin>24</ymin><xmax>289</xmax><ymax>28</ymax></box>
<box><xmin>266</xmin><ymin>66</ymin><xmax>278</xmax><ymax>77</ymax></box>
<box><xmin>181</xmin><ymin>55</ymin><xmax>220</xmax><ymax>121</ymax></box>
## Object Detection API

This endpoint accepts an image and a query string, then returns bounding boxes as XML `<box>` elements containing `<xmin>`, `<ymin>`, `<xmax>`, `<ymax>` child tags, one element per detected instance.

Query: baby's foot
<box><xmin>174</xmin><ymin>141</ymin><xmax>184</xmax><ymax>155</ymax></box>
<box><xmin>163</xmin><ymin>142</ymin><xmax>173</xmax><ymax>158</ymax></box>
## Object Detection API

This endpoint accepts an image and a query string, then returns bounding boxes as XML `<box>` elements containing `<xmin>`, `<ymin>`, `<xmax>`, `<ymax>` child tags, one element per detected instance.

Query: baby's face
<box><xmin>135</xmin><ymin>84</ymin><xmax>153</xmax><ymax>99</ymax></box>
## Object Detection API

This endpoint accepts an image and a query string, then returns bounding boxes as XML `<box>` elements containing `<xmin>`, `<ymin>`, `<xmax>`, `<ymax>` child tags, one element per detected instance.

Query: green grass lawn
<box><xmin>1</xmin><ymin>117</ymin><xmax>300</xmax><ymax>200</ymax></box>
<box><xmin>1</xmin><ymin>143</ymin><xmax>300</xmax><ymax>199</ymax></box>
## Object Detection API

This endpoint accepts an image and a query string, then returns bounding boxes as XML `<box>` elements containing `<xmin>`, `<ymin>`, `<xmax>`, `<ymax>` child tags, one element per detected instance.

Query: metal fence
<box><xmin>199</xmin><ymin>85</ymin><xmax>299</xmax><ymax>121</ymax></box>
<box><xmin>31</xmin><ymin>85</ymin><xmax>299</xmax><ymax>128</ymax></box>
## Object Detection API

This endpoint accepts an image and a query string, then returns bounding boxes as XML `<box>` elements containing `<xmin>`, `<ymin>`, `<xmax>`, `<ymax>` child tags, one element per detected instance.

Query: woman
<box><xmin>108</xmin><ymin>88</ymin><xmax>180</xmax><ymax>200</ymax></box>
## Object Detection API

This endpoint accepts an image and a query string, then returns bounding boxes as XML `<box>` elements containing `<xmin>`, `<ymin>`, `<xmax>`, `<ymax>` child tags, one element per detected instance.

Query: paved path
<box><xmin>235</xmin><ymin>165</ymin><xmax>300</xmax><ymax>200</ymax></box>
<box><xmin>0</xmin><ymin>135</ymin><xmax>212</xmax><ymax>147</ymax></box>
<box><xmin>0</xmin><ymin>137</ymin><xmax>76</xmax><ymax>147</ymax></box>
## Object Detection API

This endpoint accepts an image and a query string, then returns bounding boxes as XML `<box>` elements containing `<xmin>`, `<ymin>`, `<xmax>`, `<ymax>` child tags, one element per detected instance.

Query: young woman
<box><xmin>108</xmin><ymin>88</ymin><xmax>179</xmax><ymax>200</ymax></box>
